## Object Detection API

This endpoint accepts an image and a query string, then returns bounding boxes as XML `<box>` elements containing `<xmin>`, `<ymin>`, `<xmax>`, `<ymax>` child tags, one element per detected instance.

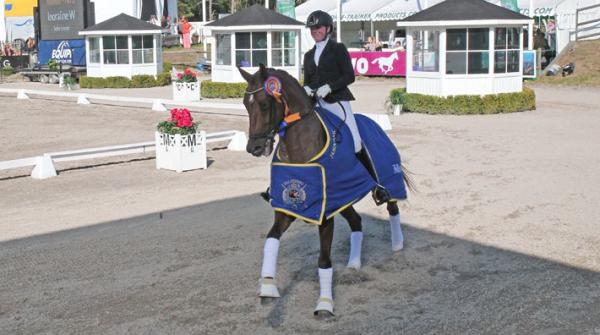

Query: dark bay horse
<box><xmin>239</xmin><ymin>64</ymin><xmax>409</xmax><ymax>318</ymax></box>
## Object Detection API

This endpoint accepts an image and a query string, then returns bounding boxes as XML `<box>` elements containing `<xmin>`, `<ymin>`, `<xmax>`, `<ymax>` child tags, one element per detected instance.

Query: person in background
<box><xmin>179</xmin><ymin>16</ymin><xmax>192</xmax><ymax>49</ymax></box>
<box><xmin>149</xmin><ymin>14</ymin><xmax>160</xmax><ymax>26</ymax></box>
<box><xmin>364</xmin><ymin>36</ymin><xmax>382</xmax><ymax>51</ymax></box>
<box><xmin>303</xmin><ymin>10</ymin><xmax>391</xmax><ymax>206</ymax></box>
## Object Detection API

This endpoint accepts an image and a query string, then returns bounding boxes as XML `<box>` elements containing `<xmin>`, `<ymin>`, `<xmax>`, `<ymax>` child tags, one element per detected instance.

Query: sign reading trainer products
<box><xmin>38</xmin><ymin>0</ymin><xmax>85</xmax><ymax>40</ymax></box>
<box><xmin>349</xmin><ymin>51</ymin><xmax>406</xmax><ymax>77</ymax></box>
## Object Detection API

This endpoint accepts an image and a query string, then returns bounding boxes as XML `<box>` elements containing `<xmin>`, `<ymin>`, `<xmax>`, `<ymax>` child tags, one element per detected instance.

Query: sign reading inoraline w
<box><xmin>38</xmin><ymin>0</ymin><xmax>85</xmax><ymax>40</ymax></box>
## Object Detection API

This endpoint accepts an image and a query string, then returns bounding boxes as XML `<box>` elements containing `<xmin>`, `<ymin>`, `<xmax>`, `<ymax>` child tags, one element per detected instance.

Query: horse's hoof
<box><xmin>313</xmin><ymin>297</ymin><xmax>334</xmax><ymax>318</ymax></box>
<box><xmin>314</xmin><ymin>309</ymin><xmax>335</xmax><ymax>319</ymax></box>
<box><xmin>260</xmin><ymin>297</ymin><xmax>277</xmax><ymax>305</ymax></box>
<box><xmin>258</xmin><ymin>278</ymin><xmax>280</xmax><ymax>298</ymax></box>
<box><xmin>346</xmin><ymin>259</ymin><xmax>361</xmax><ymax>270</ymax></box>
<box><xmin>392</xmin><ymin>241</ymin><xmax>404</xmax><ymax>251</ymax></box>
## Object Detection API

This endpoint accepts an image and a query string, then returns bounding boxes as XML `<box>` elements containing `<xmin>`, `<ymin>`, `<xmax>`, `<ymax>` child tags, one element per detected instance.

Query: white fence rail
<box><xmin>0</xmin><ymin>88</ymin><xmax>246</xmax><ymax>112</ymax></box>
<box><xmin>0</xmin><ymin>131</ymin><xmax>247</xmax><ymax>179</ymax></box>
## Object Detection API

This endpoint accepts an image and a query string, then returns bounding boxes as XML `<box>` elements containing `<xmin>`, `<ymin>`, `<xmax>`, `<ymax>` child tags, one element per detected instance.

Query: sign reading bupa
<box><xmin>38</xmin><ymin>0</ymin><xmax>85</xmax><ymax>40</ymax></box>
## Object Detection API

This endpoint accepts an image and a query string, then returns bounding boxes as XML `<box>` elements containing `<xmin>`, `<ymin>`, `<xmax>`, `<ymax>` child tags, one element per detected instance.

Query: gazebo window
<box><xmin>236</xmin><ymin>32</ymin><xmax>267</xmax><ymax>67</ymax></box>
<box><xmin>494</xmin><ymin>27</ymin><xmax>520</xmax><ymax>73</ymax></box>
<box><xmin>272</xmin><ymin>31</ymin><xmax>296</xmax><ymax>66</ymax></box>
<box><xmin>132</xmin><ymin>35</ymin><xmax>154</xmax><ymax>64</ymax></box>
<box><xmin>103</xmin><ymin>35</ymin><xmax>129</xmax><ymax>64</ymax></box>
<box><xmin>412</xmin><ymin>30</ymin><xmax>439</xmax><ymax>72</ymax></box>
<box><xmin>446</xmin><ymin>28</ymin><xmax>489</xmax><ymax>74</ymax></box>
<box><xmin>89</xmin><ymin>37</ymin><xmax>100</xmax><ymax>64</ymax></box>
<box><xmin>216</xmin><ymin>33</ymin><xmax>232</xmax><ymax>66</ymax></box>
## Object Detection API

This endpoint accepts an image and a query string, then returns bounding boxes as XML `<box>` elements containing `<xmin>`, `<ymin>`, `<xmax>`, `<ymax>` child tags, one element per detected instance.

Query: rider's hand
<box><xmin>303</xmin><ymin>86</ymin><xmax>314</xmax><ymax>97</ymax></box>
<box><xmin>316</xmin><ymin>84</ymin><xmax>331</xmax><ymax>98</ymax></box>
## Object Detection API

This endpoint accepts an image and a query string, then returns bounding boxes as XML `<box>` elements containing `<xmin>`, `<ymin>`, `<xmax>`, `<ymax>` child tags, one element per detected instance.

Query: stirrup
<box><xmin>260</xmin><ymin>187</ymin><xmax>271</xmax><ymax>202</ymax></box>
<box><xmin>372</xmin><ymin>185</ymin><xmax>391</xmax><ymax>206</ymax></box>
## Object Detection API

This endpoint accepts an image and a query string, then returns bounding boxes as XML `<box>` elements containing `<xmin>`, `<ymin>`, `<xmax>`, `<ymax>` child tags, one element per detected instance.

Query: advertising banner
<box><xmin>1</xmin><ymin>55</ymin><xmax>29</xmax><ymax>69</ymax></box>
<box><xmin>349</xmin><ymin>51</ymin><xmax>406</xmax><ymax>77</ymax></box>
<box><xmin>38</xmin><ymin>0</ymin><xmax>85</xmax><ymax>40</ymax></box>
<box><xmin>38</xmin><ymin>39</ymin><xmax>86</xmax><ymax>66</ymax></box>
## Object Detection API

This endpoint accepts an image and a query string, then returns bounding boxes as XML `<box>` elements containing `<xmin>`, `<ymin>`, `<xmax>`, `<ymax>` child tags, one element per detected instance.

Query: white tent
<box><xmin>329</xmin><ymin>0</ymin><xmax>396</xmax><ymax>22</ymax></box>
<box><xmin>371</xmin><ymin>0</ymin><xmax>434</xmax><ymax>21</ymax></box>
<box><xmin>295</xmin><ymin>0</ymin><xmax>338</xmax><ymax>21</ymax></box>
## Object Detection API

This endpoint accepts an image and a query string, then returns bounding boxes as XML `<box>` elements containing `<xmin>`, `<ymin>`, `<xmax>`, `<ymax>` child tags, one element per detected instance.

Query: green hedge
<box><xmin>201</xmin><ymin>80</ymin><xmax>247</xmax><ymax>98</ymax></box>
<box><xmin>79</xmin><ymin>73</ymin><xmax>171</xmax><ymax>89</ymax></box>
<box><xmin>389</xmin><ymin>87</ymin><xmax>536</xmax><ymax>114</ymax></box>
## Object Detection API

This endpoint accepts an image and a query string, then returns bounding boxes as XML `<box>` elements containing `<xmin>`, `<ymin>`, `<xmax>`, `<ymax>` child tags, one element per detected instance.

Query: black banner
<box><xmin>1</xmin><ymin>56</ymin><xmax>30</xmax><ymax>70</ymax></box>
<box><xmin>38</xmin><ymin>0</ymin><xmax>85</xmax><ymax>40</ymax></box>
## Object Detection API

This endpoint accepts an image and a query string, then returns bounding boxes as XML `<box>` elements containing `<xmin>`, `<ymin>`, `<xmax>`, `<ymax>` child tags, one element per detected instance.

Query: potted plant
<box><xmin>63</xmin><ymin>75</ymin><xmax>78</xmax><ymax>90</ymax></box>
<box><xmin>155</xmin><ymin>108</ymin><xmax>207</xmax><ymax>172</ymax></box>
<box><xmin>172</xmin><ymin>68</ymin><xmax>200</xmax><ymax>101</ymax></box>
<box><xmin>386</xmin><ymin>88</ymin><xmax>407</xmax><ymax>116</ymax></box>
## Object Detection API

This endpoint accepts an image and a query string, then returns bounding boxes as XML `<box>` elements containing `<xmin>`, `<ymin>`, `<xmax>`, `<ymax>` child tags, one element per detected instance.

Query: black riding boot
<box><xmin>356</xmin><ymin>149</ymin><xmax>391</xmax><ymax>206</ymax></box>
<box><xmin>260</xmin><ymin>187</ymin><xmax>271</xmax><ymax>202</ymax></box>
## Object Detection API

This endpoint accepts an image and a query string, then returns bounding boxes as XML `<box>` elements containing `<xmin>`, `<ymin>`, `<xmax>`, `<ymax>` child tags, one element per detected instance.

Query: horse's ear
<box><xmin>238</xmin><ymin>66</ymin><xmax>253</xmax><ymax>83</ymax></box>
<box><xmin>259</xmin><ymin>63</ymin><xmax>268</xmax><ymax>80</ymax></box>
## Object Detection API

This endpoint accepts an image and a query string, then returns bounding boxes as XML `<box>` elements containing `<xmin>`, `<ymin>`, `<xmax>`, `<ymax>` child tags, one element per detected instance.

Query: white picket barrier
<box><xmin>0</xmin><ymin>88</ymin><xmax>246</xmax><ymax>112</ymax></box>
<box><xmin>0</xmin><ymin>131</ymin><xmax>247</xmax><ymax>179</ymax></box>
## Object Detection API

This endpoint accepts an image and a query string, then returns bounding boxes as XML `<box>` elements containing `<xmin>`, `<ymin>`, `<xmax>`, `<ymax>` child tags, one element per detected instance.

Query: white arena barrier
<box><xmin>0</xmin><ymin>131</ymin><xmax>247</xmax><ymax>179</ymax></box>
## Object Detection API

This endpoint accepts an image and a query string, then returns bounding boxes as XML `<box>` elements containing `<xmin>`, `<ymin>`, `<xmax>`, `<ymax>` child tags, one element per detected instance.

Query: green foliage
<box><xmin>156</xmin><ymin>72</ymin><xmax>172</xmax><ymax>86</ymax></box>
<box><xmin>162</xmin><ymin>61</ymin><xmax>172</xmax><ymax>73</ymax></box>
<box><xmin>47</xmin><ymin>59</ymin><xmax>58</xmax><ymax>71</ymax></box>
<box><xmin>78</xmin><ymin>72</ymin><xmax>173</xmax><ymax>89</ymax></box>
<box><xmin>130</xmin><ymin>75</ymin><xmax>157</xmax><ymax>88</ymax></box>
<box><xmin>156</xmin><ymin>120</ymin><xmax>198</xmax><ymax>135</ymax></box>
<box><xmin>1</xmin><ymin>65</ymin><xmax>13</xmax><ymax>75</ymax></box>
<box><xmin>201</xmin><ymin>80</ymin><xmax>247</xmax><ymax>98</ymax></box>
<box><xmin>395</xmin><ymin>87</ymin><xmax>536</xmax><ymax>114</ymax></box>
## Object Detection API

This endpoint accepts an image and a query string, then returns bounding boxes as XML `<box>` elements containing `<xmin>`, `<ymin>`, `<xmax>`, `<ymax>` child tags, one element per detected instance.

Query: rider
<box><xmin>303</xmin><ymin>10</ymin><xmax>390</xmax><ymax>205</ymax></box>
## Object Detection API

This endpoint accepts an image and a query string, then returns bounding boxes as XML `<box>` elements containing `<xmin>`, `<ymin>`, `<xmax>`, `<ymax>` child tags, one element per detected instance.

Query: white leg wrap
<box><xmin>261</xmin><ymin>238</ymin><xmax>280</xmax><ymax>278</ymax></box>
<box><xmin>390</xmin><ymin>214</ymin><xmax>404</xmax><ymax>251</ymax></box>
<box><xmin>314</xmin><ymin>267</ymin><xmax>334</xmax><ymax>315</ymax></box>
<box><xmin>347</xmin><ymin>231</ymin><xmax>363</xmax><ymax>269</ymax></box>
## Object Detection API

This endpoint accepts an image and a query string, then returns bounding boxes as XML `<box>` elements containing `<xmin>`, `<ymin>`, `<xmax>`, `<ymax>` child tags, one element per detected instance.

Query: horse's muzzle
<box><xmin>246</xmin><ymin>137</ymin><xmax>273</xmax><ymax>157</ymax></box>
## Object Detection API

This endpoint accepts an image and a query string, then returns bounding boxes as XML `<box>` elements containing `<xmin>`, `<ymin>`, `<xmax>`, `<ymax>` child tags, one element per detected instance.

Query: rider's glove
<box><xmin>303</xmin><ymin>85</ymin><xmax>314</xmax><ymax>97</ymax></box>
<box><xmin>316</xmin><ymin>84</ymin><xmax>332</xmax><ymax>98</ymax></box>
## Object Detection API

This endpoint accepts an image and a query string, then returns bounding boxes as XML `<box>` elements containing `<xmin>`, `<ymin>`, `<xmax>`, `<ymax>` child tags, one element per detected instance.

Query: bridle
<box><xmin>244</xmin><ymin>77</ymin><xmax>302</xmax><ymax>144</ymax></box>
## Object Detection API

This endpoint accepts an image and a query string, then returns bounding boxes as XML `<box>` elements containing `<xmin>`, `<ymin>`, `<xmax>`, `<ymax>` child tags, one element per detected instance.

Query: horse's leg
<box><xmin>340</xmin><ymin>206</ymin><xmax>363</xmax><ymax>269</ymax></box>
<box><xmin>314</xmin><ymin>217</ymin><xmax>335</xmax><ymax>318</ymax></box>
<box><xmin>258</xmin><ymin>211</ymin><xmax>295</xmax><ymax>299</ymax></box>
<box><xmin>387</xmin><ymin>201</ymin><xmax>404</xmax><ymax>251</ymax></box>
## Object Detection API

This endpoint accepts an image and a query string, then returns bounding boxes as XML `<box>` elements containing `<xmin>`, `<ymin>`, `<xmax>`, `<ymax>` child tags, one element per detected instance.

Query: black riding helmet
<box><xmin>306</xmin><ymin>10</ymin><xmax>333</xmax><ymax>32</ymax></box>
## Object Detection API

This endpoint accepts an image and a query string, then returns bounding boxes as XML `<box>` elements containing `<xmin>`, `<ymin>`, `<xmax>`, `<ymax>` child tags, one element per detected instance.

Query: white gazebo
<box><xmin>79</xmin><ymin>13</ymin><xmax>164</xmax><ymax>78</ymax></box>
<box><xmin>399</xmin><ymin>0</ymin><xmax>532</xmax><ymax>97</ymax></box>
<box><xmin>204</xmin><ymin>4</ymin><xmax>304</xmax><ymax>83</ymax></box>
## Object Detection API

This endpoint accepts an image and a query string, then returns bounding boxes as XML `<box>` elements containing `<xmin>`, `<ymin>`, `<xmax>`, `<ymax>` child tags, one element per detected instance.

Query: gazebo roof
<box><xmin>206</xmin><ymin>4</ymin><xmax>304</xmax><ymax>27</ymax></box>
<box><xmin>400</xmin><ymin>0</ymin><xmax>531</xmax><ymax>23</ymax></box>
<box><xmin>79</xmin><ymin>13</ymin><xmax>164</xmax><ymax>35</ymax></box>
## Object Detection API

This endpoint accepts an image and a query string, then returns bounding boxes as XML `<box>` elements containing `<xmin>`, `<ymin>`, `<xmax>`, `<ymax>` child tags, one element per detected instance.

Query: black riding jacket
<box><xmin>303</xmin><ymin>39</ymin><xmax>356</xmax><ymax>103</ymax></box>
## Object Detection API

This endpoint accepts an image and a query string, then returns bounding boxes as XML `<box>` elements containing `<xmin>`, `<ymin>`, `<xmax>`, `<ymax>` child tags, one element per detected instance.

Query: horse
<box><xmin>238</xmin><ymin>64</ymin><xmax>411</xmax><ymax>318</ymax></box>
<box><xmin>371</xmin><ymin>52</ymin><xmax>399</xmax><ymax>74</ymax></box>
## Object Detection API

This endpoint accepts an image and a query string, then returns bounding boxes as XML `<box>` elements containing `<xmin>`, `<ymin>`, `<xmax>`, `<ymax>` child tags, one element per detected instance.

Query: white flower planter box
<box><xmin>172</xmin><ymin>81</ymin><xmax>200</xmax><ymax>101</ymax></box>
<box><xmin>155</xmin><ymin>131</ymin><xmax>207</xmax><ymax>172</ymax></box>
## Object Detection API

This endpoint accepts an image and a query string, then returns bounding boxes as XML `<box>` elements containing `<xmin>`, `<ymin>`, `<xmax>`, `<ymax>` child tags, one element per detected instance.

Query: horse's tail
<box><xmin>401</xmin><ymin>163</ymin><xmax>417</xmax><ymax>194</ymax></box>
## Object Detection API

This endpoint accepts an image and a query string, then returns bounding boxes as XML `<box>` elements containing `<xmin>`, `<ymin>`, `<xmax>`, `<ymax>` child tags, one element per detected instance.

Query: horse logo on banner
<box><xmin>371</xmin><ymin>52</ymin><xmax>399</xmax><ymax>74</ymax></box>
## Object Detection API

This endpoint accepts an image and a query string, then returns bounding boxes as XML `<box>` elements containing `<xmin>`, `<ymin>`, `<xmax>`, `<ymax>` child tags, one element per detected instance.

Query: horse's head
<box><xmin>238</xmin><ymin>64</ymin><xmax>301</xmax><ymax>157</ymax></box>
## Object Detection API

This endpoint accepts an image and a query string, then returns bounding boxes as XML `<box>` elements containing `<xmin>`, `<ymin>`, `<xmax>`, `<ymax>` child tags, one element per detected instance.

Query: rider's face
<box><xmin>310</xmin><ymin>25</ymin><xmax>328</xmax><ymax>42</ymax></box>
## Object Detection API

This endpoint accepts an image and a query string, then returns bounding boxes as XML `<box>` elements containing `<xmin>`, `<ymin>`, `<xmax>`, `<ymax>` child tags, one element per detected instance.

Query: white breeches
<box><xmin>317</xmin><ymin>99</ymin><xmax>362</xmax><ymax>153</ymax></box>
